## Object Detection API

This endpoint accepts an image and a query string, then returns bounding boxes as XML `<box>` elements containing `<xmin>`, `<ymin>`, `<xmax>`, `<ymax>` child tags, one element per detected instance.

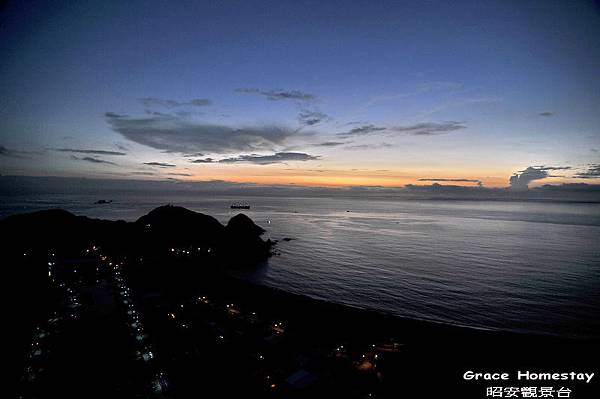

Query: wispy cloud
<box><xmin>140</xmin><ymin>97</ymin><xmax>212</xmax><ymax>108</ymax></box>
<box><xmin>338</xmin><ymin>124</ymin><xmax>387</xmax><ymax>137</ymax></box>
<box><xmin>190</xmin><ymin>158</ymin><xmax>215</xmax><ymax>163</ymax></box>
<box><xmin>391</xmin><ymin>121</ymin><xmax>466</xmax><ymax>136</ymax></box>
<box><xmin>0</xmin><ymin>145</ymin><xmax>14</xmax><ymax>156</ymax></box>
<box><xmin>345</xmin><ymin>142</ymin><xmax>394</xmax><ymax>150</ymax></box>
<box><xmin>310</xmin><ymin>141</ymin><xmax>347</xmax><ymax>147</ymax></box>
<box><xmin>114</xmin><ymin>143</ymin><xmax>129</xmax><ymax>151</ymax></box>
<box><xmin>419</xmin><ymin>178</ymin><xmax>482</xmax><ymax>186</ymax></box>
<box><xmin>130</xmin><ymin>171</ymin><xmax>156</xmax><ymax>176</ymax></box>
<box><xmin>538</xmin><ymin>111</ymin><xmax>554</xmax><ymax>117</ymax></box>
<box><xmin>55</xmin><ymin>148</ymin><xmax>127</xmax><ymax>156</ymax></box>
<box><xmin>234</xmin><ymin>88</ymin><xmax>316</xmax><ymax>102</ymax></box>
<box><xmin>105</xmin><ymin>112</ymin><xmax>311</xmax><ymax>154</ymax></box>
<box><xmin>236</xmin><ymin>88</ymin><xmax>327</xmax><ymax>129</ymax></box>
<box><xmin>357</xmin><ymin>82</ymin><xmax>463</xmax><ymax>111</ymax></box>
<box><xmin>298</xmin><ymin>109</ymin><xmax>329</xmax><ymax>126</ymax></box>
<box><xmin>574</xmin><ymin>164</ymin><xmax>600</xmax><ymax>179</ymax></box>
<box><xmin>338</xmin><ymin>121</ymin><xmax>466</xmax><ymax>137</ymax></box>
<box><xmin>70</xmin><ymin>155</ymin><xmax>117</xmax><ymax>165</ymax></box>
<box><xmin>0</xmin><ymin>145</ymin><xmax>38</xmax><ymax>158</ymax></box>
<box><xmin>168</xmin><ymin>172</ymin><xmax>192</xmax><ymax>176</ymax></box>
<box><xmin>218</xmin><ymin>152</ymin><xmax>319</xmax><ymax>165</ymax></box>
<box><xmin>534</xmin><ymin>165</ymin><xmax>572</xmax><ymax>171</ymax></box>
<box><xmin>143</xmin><ymin>162</ymin><xmax>176</xmax><ymax>168</ymax></box>
<box><xmin>411</xmin><ymin>96</ymin><xmax>499</xmax><ymax>121</ymax></box>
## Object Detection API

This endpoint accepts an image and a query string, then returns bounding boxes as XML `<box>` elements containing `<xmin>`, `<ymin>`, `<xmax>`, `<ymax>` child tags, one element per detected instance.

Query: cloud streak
<box><xmin>143</xmin><ymin>162</ymin><xmax>176</xmax><ymax>168</ymax></box>
<box><xmin>391</xmin><ymin>121</ymin><xmax>466</xmax><ymax>136</ymax></box>
<box><xmin>0</xmin><ymin>145</ymin><xmax>43</xmax><ymax>158</ymax></box>
<box><xmin>338</xmin><ymin>124</ymin><xmax>386</xmax><ymax>137</ymax></box>
<box><xmin>105</xmin><ymin>112</ymin><xmax>312</xmax><ymax>154</ymax></box>
<box><xmin>574</xmin><ymin>164</ymin><xmax>600</xmax><ymax>179</ymax></box>
<box><xmin>345</xmin><ymin>142</ymin><xmax>394</xmax><ymax>150</ymax></box>
<box><xmin>298</xmin><ymin>109</ymin><xmax>329</xmax><ymax>126</ymax></box>
<box><xmin>130</xmin><ymin>171</ymin><xmax>156</xmax><ymax>176</ymax></box>
<box><xmin>0</xmin><ymin>145</ymin><xmax>28</xmax><ymax>158</ymax></box>
<box><xmin>234</xmin><ymin>88</ymin><xmax>315</xmax><ymax>102</ymax></box>
<box><xmin>419</xmin><ymin>178</ymin><xmax>482</xmax><ymax>186</ymax></box>
<box><xmin>190</xmin><ymin>158</ymin><xmax>215</xmax><ymax>163</ymax></box>
<box><xmin>140</xmin><ymin>97</ymin><xmax>212</xmax><ymax>108</ymax></box>
<box><xmin>218</xmin><ymin>152</ymin><xmax>319</xmax><ymax>165</ymax></box>
<box><xmin>55</xmin><ymin>148</ymin><xmax>127</xmax><ymax>156</ymax></box>
<box><xmin>70</xmin><ymin>155</ymin><xmax>116</xmax><ymax>165</ymax></box>
<box><xmin>168</xmin><ymin>172</ymin><xmax>192</xmax><ymax>176</ymax></box>
<box><xmin>338</xmin><ymin>121</ymin><xmax>466</xmax><ymax>137</ymax></box>
<box><xmin>311</xmin><ymin>141</ymin><xmax>347</xmax><ymax>147</ymax></box>
<box><xmin>534</xmin><ymin>166</ymin><xmax>572</xmax><ymax>171</ymax></box>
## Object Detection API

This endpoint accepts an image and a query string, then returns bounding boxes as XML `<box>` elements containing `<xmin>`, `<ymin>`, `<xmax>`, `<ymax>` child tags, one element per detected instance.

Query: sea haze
<box><xmin>1</xmin><ymin>178</ymin><xmax>599</xmax><ymax>339</ymax></box>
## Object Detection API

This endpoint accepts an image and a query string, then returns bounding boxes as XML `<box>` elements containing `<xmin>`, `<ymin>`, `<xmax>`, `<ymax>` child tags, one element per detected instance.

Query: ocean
<box><xmin>2</xmin><ymin>187</ymin><xmax>599</xmax><ymax>339</ymax></box>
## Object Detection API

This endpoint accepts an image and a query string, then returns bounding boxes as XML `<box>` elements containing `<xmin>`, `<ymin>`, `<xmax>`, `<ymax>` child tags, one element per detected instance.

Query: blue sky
<box><xmin>1</xmin><ymin>0</ymin><xmax>599</xmax><ymax>187</ymax></box>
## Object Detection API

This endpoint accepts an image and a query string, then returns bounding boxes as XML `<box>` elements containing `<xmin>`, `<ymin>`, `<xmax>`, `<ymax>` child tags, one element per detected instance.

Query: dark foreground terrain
<box><xmin>4</xmin><ymin>206</ymin><xmax>599</xmax><ymax>398</ymax></box>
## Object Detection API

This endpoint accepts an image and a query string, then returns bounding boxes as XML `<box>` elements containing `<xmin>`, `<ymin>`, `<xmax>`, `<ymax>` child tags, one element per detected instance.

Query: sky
<box><xmin>1</xmin><ymin>0</ymin><xmax>599</xmax><ymax>188</ymax></box>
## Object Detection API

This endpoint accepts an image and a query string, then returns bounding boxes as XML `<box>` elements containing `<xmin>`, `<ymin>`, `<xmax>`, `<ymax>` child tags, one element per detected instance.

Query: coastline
<box><xmin>179</xmin><ymin>266</ymin><xmax>599</xmax><ymax>346</ymax></box>
<box><xmin>6</xmin><ymin>206</ymin><xmax>599</xmax><ymax>398</ymax></box>
<box><xmin>129</xmin><ymin>262</ymin><xmax>599</xmax><ymax>397</ymax></box>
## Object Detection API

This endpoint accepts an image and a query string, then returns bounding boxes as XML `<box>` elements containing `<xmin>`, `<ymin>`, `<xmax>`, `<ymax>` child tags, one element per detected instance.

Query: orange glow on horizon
<box><xmin>167</xmin><ymin>169</ymin><xmax>510</xmax><ymax>188</ymax></box>
<box><xmin>156</xmin><ymin>160</ymin><xmax>516</xmax><ymax>188</ymax></box>
<box><xmin>173</xmin><ymin>174</ymin><xmax>410</xmax><ymax>187</ymax></box>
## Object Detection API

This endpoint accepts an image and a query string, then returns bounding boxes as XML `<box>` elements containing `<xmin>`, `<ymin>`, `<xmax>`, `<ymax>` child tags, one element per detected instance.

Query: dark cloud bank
<box><xmin>105</xmin><ymin>112</ymin><xmax>313</xmax><ymax>155</ymax></box>
<box><xmin>509</xmin><ymin>166</ymin><xmax>572</xmax><ymax>190</ymax></box>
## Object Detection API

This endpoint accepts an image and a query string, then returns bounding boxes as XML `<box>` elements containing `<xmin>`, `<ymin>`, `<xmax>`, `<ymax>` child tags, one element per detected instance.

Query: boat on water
<box><xmin>230</xmin><ymin>203</ymin><xmax>250</xmax><ymax>210</ymax></box>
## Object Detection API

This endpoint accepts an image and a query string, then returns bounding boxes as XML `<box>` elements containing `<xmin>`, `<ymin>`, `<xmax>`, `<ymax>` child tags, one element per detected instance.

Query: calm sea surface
<box><xmin>2</xmin><ymin>192</ymin><xmax>599</xmax><ymax>338</ymax></box>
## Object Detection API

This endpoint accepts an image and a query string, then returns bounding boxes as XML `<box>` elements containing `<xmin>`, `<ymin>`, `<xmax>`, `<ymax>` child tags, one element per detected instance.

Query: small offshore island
<box><xmin>4</xmin><ymin>205</ymin><xmax>598</xmax><ymax>398</ymax></box>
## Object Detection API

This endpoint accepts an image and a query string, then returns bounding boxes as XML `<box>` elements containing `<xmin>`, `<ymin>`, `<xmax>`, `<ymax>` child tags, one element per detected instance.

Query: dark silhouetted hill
<box><xmin>221</xmin><ymin>213</ymin><xmax>272</xmax><ymax>265</ymax></box>
<box><xmin>226</xmin><ymin>213</ymin><xmax>265</xmax><ymax>236</ymax></box>
<box><xmin>135</xmin><ymin>205</ymin><xmax>225</xmax><ymax>249</ymax></box>
<box><xmin>1</xmin><ymin>205</ymin><xmax>272</xmax><ymax>264</ymax></box>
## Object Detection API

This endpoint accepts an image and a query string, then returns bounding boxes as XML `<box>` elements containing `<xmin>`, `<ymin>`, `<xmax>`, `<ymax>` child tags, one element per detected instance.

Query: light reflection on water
<box><xmin>2</xmin><ymin>194</ymin><xmax>599</xmax><ymax>338</ymax></box>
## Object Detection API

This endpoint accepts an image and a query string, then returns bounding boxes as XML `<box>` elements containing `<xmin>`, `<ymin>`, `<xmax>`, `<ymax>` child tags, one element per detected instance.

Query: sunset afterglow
<box><xmin>1</xmin><ymin>1</ymin><xmax>599</xmax><ymax>189</ymax></box>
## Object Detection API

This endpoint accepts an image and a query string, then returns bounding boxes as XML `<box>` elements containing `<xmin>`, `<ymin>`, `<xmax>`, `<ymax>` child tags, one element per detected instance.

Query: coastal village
<box><xmin>17</xmin><ymin>244</ymin><xmax>405</xmax><ymax>398</ymax></box>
